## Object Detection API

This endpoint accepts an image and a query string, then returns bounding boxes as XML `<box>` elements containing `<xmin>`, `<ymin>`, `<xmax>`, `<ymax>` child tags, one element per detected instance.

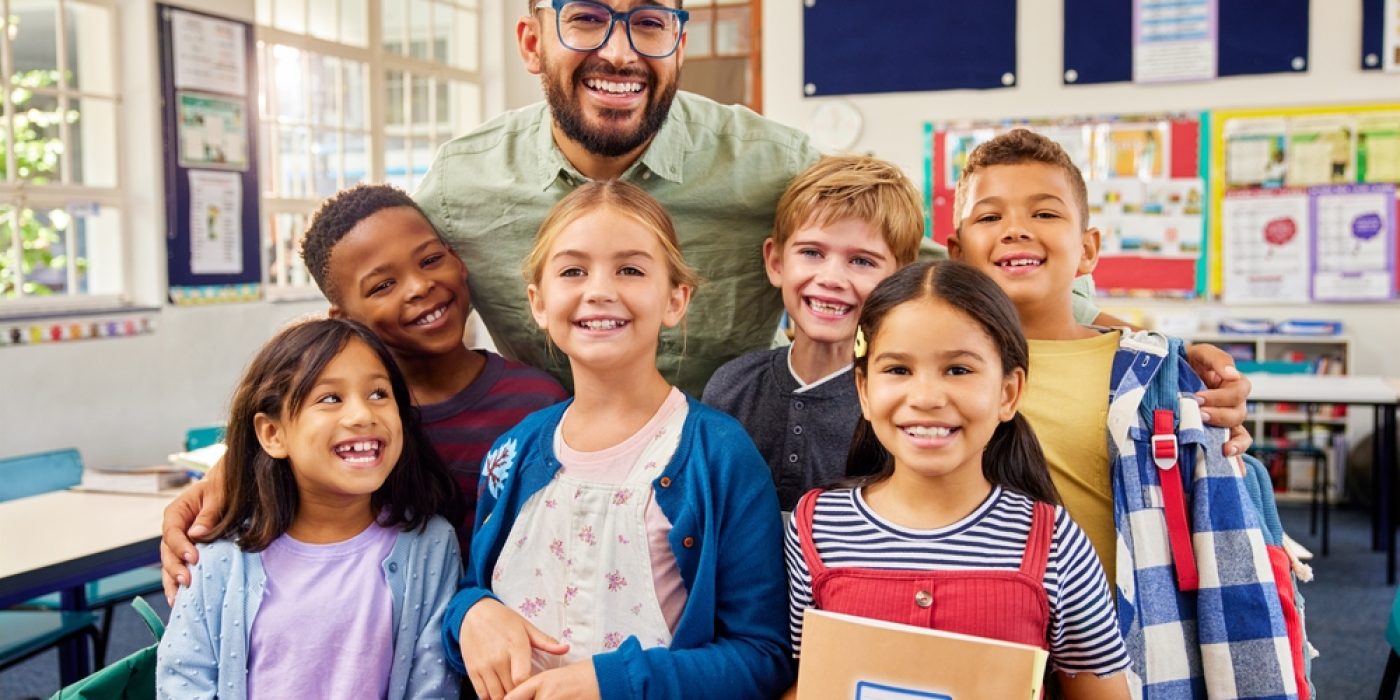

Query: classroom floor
<box><xmin>0</xmin><ymin>503</ymin><xmax>1394</xmax><ymax>698</ymax></box>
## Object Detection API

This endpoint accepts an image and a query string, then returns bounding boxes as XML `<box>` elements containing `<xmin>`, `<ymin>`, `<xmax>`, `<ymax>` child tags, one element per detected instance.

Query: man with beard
<box><xmin>415</xmin><ymin>0</ymin><xmax>821</xmax><ymax>396</ymax></box>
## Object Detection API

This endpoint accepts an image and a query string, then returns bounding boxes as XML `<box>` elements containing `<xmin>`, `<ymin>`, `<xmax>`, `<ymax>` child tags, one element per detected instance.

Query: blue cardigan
<box><xmin>441</xmin><ymin>395</ymin><xmax>793</xmax><ymax>700</ymax></box>
<box><xmin>158</xmin><ymin>517</ymin><xmax>462</xmax><ymax>699</ymax></box>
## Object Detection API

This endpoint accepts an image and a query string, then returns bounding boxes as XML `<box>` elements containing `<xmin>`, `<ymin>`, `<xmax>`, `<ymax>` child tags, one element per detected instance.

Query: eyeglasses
<box><xmin>534</xmin><ymin>0</ymin><xmax>689</xmax><ymax>59</ymax></box>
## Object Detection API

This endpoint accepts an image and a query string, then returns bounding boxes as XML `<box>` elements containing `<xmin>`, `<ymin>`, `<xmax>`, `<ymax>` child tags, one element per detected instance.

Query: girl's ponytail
<box><xmin>982</xmin><ymin>414</ymin><xmax>1060</xmax><ymax>505</ymax></box>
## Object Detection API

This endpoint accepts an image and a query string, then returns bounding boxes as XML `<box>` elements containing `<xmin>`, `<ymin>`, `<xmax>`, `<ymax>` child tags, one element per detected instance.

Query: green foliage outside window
<box><xmin>0</xmin><ymin>68</ymin><xmax>83</xmax><ymax>298</ymax></box>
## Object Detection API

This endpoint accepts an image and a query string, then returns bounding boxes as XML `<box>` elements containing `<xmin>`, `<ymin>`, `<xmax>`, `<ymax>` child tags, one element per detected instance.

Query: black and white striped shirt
<box><xmin>785</xmin><ymin>486</ymin><xmax>1130</xmax><ymax>677</ymax></box>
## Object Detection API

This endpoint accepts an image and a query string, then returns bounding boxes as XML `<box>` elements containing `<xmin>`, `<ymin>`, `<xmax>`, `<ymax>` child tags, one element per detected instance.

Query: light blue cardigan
<box><xmin>442</xmin><ymin>395</ymin><xmax>793</xmax><ymax>700</ymax></box>
<box><xmin>157</xmin><ymin>516</ymin><xmax>462</xmax><ymax>699</ymax></box>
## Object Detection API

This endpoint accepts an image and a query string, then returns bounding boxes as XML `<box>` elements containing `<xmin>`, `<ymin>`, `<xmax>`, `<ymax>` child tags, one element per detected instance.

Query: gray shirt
<box><xmin>703</xmin><ymin>347</ymin><xmax>860</xmax><ymax>510</ymax></box>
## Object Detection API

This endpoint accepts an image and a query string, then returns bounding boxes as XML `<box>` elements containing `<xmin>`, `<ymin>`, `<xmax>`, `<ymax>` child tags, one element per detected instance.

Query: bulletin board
<box><xmin>926</xmin><ymin>114</ymin><xmax>1206</xmax><ymax>298</ymax></box>
<box><xmin>1063</xmin><ymin>0</ymin><xmax>1309</xmax><ymax>85</ymax></box>
<box><xmin>803</xmin><ymin>0</ymin><xmax>1018</xmax><ymax>96</ymax></box>
<box><xmin>1208</xmin><ymin>103</ymin><xmax>1400</xmax><ymax>303</ymax></box>
<box><xmin>1361</xmin><ymin>0</ymin><xmax>1385</xmax><ymax>70</ymax></box>
<box><xmin>156</xmin><ymin>5</ymin><xmax>262</xmax><ymax>305</ymax></box>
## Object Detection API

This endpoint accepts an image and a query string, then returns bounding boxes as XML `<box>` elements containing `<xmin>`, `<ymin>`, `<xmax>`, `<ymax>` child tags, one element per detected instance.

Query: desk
<box><xmin>1246</xmin><ymin>374</ymin><xmax>1400</xmax><ymax>584</ymax></box>
<box><xmin>0</xmin><ymin>489</ymin><xmax>173</xmax><ymax>682</ymax></box>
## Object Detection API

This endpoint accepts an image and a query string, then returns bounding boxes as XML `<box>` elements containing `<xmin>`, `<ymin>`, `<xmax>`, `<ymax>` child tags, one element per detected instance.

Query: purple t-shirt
<box><xmin>247</xmin><ymin>521</ymin><xmax>397</xmax><ymax>699</ymax></box>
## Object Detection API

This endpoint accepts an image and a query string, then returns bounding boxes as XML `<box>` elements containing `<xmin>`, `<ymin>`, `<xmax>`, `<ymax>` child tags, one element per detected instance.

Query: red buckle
<box><xmin>1152</xmin><ymin>433</ymin><xmax>1178</xmax><ymax>469</ymax></box>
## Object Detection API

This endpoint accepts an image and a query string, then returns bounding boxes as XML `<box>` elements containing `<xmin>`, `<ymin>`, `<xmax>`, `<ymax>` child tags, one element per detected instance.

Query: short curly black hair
<box><xmin>300</xmin><ymin>184</ymin><xmax>437</xmax><ymax>302</ymax></box>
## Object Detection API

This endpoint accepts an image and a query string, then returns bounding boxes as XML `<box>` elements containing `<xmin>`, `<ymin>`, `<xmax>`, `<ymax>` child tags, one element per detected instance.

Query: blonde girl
<box><xmin>441</xmin><ymin>180</ymin><xmax>791</xmax><ymax>700</ymax></box>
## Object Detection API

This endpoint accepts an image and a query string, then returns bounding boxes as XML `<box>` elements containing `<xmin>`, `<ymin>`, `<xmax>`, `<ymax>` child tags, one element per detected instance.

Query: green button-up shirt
<box><xmin>415</xmin><ymin>91</ymin><xmax>821</xmax><ymax>396</ymax></box>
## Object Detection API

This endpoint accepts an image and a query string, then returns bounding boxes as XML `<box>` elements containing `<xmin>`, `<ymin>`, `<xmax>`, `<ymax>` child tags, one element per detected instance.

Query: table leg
<box><xmin>57</xmin><ymin>586</ymin><xmax>91</xmax><ymax>685</ymax></box>
<box><xmin>1383</xmin><ymin>404</ymin><xmax>1397</xmax><ymax>586</ymax></box>
<box><xmin>1378</xmin><ymin>407</ymin><xmax>1386</xmax><ymax>551</ymax></box>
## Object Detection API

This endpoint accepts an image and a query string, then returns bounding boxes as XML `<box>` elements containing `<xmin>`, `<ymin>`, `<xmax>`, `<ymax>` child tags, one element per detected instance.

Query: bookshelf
<box><xmin>1188</xmin><ymin>334</ymin><xmax>1352</xmax><ymax>497</ymax></box>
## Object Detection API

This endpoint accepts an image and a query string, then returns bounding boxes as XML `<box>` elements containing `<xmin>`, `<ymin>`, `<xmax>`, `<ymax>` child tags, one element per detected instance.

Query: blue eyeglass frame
<box><xmin>535</xmin><ymin>0</ymin><xmax>690</xmax><ymax>59</ymax></box>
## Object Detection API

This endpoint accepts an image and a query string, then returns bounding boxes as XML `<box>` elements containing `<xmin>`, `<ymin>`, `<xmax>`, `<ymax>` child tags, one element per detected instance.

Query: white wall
<box><xmin>761</xmin><ymin>1</ymin><xmax>1400</xmax><ymax>378</ymax></box>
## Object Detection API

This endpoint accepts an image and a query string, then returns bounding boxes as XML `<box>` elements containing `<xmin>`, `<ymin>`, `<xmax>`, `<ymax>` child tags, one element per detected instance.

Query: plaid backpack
<box><xmin>1107</xmin><ymin>331</ymin><xmax>1308</xmax><ymax>699</ymax></box>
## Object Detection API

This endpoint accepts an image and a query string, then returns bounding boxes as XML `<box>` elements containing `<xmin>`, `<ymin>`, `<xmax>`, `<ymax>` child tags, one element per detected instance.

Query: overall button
<box><xmin>682</xmin><ymin>536</ymin><xmax>696</xmax><ymax>548</ymax></box>
<box><xmin>387</xmin><ymin>562</ymin><xmax>399</xmax><ymax>573</ymax></box>
<box><xmin>659</xmin><ymin>476</ymin><xmax>672</xmax><ymax>488</ymax></box>
<box><xmin>914</xmin><ymin>590</ymin><xmax>932</xmax><ymax>608</ymax></box>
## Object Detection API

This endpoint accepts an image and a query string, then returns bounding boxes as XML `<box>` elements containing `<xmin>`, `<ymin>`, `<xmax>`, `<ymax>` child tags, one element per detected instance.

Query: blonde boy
<box><xmin>703</xmin><ymin>156</ymin><xmax>923</xmax><ymax>510</ymax></box>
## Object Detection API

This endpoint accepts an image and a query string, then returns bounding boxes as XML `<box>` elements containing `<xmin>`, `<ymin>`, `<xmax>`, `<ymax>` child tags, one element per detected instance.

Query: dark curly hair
<box><xmin>301</xmin><ymin>184</ymin><xmax>438</xmax><ymax>302</ymax></box>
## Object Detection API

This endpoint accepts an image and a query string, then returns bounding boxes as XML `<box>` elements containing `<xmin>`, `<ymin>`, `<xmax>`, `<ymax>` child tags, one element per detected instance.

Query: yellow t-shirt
<box><xmin>1020</xmin><ymin>330</ymin><xmax>1120</xmax><ymax>579</ymax></box>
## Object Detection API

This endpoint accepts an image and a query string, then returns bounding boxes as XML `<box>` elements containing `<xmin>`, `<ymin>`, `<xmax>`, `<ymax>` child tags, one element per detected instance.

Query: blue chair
<box><xmin>1380</xmin><ymin>587</ymin><xmax>1400</xmax><ymax>698</ymax></box>
<box><xmin>0</xmin><ymin>448</ymin><xmax>163</xmax><ymax>667</ymax></box>
<box><xmin>184</xmin><ymin>425</ymin><xmax>224</xmax><ymax>451</ymax></box>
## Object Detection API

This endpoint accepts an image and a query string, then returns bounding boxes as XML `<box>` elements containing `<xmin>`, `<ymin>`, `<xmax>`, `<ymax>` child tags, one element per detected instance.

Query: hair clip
<box><xmin>854</xmin><ymin>326</ymin><xmax>868</xmax><ymax>359</ymax></box>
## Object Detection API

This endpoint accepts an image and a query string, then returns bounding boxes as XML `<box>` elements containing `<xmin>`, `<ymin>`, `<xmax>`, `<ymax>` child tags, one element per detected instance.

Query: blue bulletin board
<box><xmin>1063</xmin><ymin>0</ymin><xmax>1310</xmax><ymax>85</ymax></box>
<box><xmin>802</xmin><ymin>0</ymin><xmax>1018</xmax><ymax>96</ymax></box>
<box><xmin>157</xmin><ymin>5</ymin><xmax>262</xmax><ymax>304</ymax></box>
<box><xmin>1362</xmin><ymin>0</ymin><xmax>1385</xmax><ymax>70</ymax></box>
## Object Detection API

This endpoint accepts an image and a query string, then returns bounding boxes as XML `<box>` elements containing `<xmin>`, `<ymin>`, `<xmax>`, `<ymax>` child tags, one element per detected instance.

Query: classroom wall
<box><xmin>760</xmin><ymin>1</ymin><xmax>1400</xmax><ymax>379</ymax></box>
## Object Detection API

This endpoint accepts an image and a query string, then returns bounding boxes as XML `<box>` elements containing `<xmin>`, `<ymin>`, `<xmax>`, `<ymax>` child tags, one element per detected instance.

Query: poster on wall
<box><xmin>1311</xmin><ymin>183</ymin><xmax>1396</xmax><ymax>301</ymax></box>
<box><xmin>1286</xmin><ymin>115</ymin><xmax>1356</xmax><ymax>186</ymax></box>
<box><xmin>1224</xmin><ymin>118</ymin><xmax>1288</xmax><ymax>187</ymax></box>
<box><xmin>1132</xmin><ymin>0</ymin><xmax>1217</xmax><ymax>83</ymax></box>
<box><xmin>1090</xmin><ymin>178</ymin><xmax>1204</xmax><ymax>257</ymax></box>
<box><xmin>169</xmin><ymin>8</ymin><xmax>247</xmax><ymax>95</ymax></box>
<box><xmin>177</xmin><ymin>92</ymin><xmax>248</xmax><ymax>170</ymax></box>
<box><xmin>188</xmin><ymin>170</ymin><xmax>243</xmax><ymax>275</ymax></box>
<box><xmin>1358</xmin><ymin>113</ymin><xmax>1400</xmax><ymax>182</ymax></box>
<box><xmin>1096</xmin><ymin>123</ymin><xmax>1169</xmax><ymax>179</ymax></box>
<box><xmin>1221</xmin><ymin>188</ymin><xmax>1311</xmax><ymax>303</ymax></box>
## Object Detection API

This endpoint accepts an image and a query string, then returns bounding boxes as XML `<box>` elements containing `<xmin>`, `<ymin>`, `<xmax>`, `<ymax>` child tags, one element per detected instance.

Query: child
<box><xmin>703</xmin><ymin>155</ymin><xmax>924</xmax><ymax>510</ymax></box>
<box><xmin>159</xmin><ymin>185</ymin><xmax>567</xmax><ymax>595</ymax></box>
<box><xmin>786</xmin><ymin>261</ymin><xmax>1130</xmax><ymax>698</ymax></box>
<box><xmin>157</xmin><ymin>318</ymin><xmax>462</xmax><ymax>698</ymax></box>
<box><xmin>949</xmin><ymin>129</ymin><xmax>1297</xmax><ymax>698</ymax></box>
<box><xmin>444</xmin><ymin>181</ymin><xmax>790</xmax><ymax>700</ymax></box>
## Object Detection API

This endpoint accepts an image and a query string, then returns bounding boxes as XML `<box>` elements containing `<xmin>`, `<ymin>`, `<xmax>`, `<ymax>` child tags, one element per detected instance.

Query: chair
<box><xmin>0</xmin><ymin>448</ymin><xmax>163</xmax><ymax>667</ymax></box>
<box><xmin>1379</xmin><ymin>586</ymin><xmax>1400</xmax><ymax>699</ymax></box>
<box><xmin>184</xmin><ymin>425</ymin><xmax>224</xmax><ymax>451</ymax></box>
<box><xmin>0</xmin><ymin>610</ymin><xmax>99</xmax><ymax>675</ymax></box>
<box><xmin>1249</xmin><ymin>435</ymin><xmax>1333</xmax><ymax>556</ymax></box>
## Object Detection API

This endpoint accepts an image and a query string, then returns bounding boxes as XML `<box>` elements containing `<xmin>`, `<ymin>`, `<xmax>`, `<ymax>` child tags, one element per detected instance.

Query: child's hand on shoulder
<box><xmin>503</xmin><ymin>660</ymin><xmax>601</xmax><ymax>700</ymax></box>
<box><xmin>460</xmin><ymin>598</ymin><xmax>570</xmax><ymax>700</ymax></box>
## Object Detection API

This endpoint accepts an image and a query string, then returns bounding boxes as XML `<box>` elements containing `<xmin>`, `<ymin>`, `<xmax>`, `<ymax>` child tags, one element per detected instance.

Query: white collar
<box><xmin>786</xmin><ymin>346</ymin><xmax>853</xmax><ymax>394</ymax></box>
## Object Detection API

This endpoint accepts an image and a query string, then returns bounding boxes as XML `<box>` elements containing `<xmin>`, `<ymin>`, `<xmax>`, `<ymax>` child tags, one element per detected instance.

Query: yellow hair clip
<box><xmin>853</xmin><ymin>326</ymin><xmax>868</xmax><ymax>359</ymax></box>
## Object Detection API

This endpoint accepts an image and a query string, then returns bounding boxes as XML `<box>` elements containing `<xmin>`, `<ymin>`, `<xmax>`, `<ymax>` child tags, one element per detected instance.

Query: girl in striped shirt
<box><xmin>785</xmin><ymin>261</ymin><xmax>1130</xmax><ymax>699</ymax></box>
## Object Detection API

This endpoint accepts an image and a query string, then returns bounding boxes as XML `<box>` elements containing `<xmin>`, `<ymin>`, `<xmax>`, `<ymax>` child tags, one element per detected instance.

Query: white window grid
<box><xmin>0</xmin><ymin>0</ymin><xmax>126</xmax><ymax>313</ymax></box>
<box><xmin>257</xmin><ymin>0</ymin><xmax>481</xmax><ymax>298</ymax></box>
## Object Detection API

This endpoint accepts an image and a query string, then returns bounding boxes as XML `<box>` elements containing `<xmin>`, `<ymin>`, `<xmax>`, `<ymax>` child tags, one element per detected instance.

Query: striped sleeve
<box><xmin>784</xmin><ymin>509</ymin><xmax>815</xmax><ymax>656</ymax></box>
<box><xmin>1045</xmin><ymin>506</ymin><xmax>1131</xmax><ymax>677</ymax></box>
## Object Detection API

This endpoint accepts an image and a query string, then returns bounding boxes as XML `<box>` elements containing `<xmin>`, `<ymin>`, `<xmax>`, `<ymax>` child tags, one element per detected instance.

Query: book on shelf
<box><xmin>795</xmin><ymin>609</ymin><xmax>1048</xmax><ymax>700</ymax></box>
<box><xmin>77</xmin><ymin>464</ymin><xmax>190</xmax><ymax>494</ymax></box>
<box><xmin>168</xmin><ymin>443</ymin><xmax>226</xmax><ymax>475</ymax></box>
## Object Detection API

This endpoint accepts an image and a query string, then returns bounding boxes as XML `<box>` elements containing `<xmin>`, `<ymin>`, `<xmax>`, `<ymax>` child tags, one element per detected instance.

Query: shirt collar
<box><xmin>527</xmin><ymin>93</ymin><xmax>691</xmax><ymax>191</ymax></box>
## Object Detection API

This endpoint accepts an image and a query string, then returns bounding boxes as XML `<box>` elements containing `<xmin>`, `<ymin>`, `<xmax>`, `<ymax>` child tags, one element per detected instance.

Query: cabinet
<box><xmin>1189</xmin><ymin>334</ymin><xmax>1352</xmax><ymax>498</ymax></box>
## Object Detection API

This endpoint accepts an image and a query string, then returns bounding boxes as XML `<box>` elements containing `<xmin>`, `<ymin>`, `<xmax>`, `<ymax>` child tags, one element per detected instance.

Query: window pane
<box><xmin>446</xmin><ymin>80</ymin><xmax>481</xmax><ymax>137</ymax></box>
<box><xmin>72</xmin><ymin>97</ymin><xmax>118</xmax><ymax>188</ymax></box>
<box><xmin>386</xmin><ymin>70</ymin><xmax>406</xmax><ymax>126</ymax></box>
<box><xmin>309</xmin><ymin>54</ymin><xmax>339</xmax><ymax>128</ymax></box>
<box><xmin>409</xmin><ymin>0</ymin><xmax>432</xmax><ymax>59</ymax></box>
<box><xmin>278</xmin><ymin>126</ymin><xmax>311</xmax><ymax>197</ymax></box>
<box><xmin>274</xmin><ymin>0</ymin><xmax>307</xmax><ymax>33</ymax></box>
<box><xmin>11</xmin><ymin>3</ymin><xmax>59</xmax><ymax>78</ymax></box>
<box><xmin>13</xmin><ymin>90</ymin><xmax>65</xmax><ymax>184</ymax></box>
<box><xmin>255</xmin><ymin>0</ymin><xmax>272</xmax><ymax>25</ymax></box>
<box><xmin>411</xmin><ymin>74</ymin><xmax>432</xmax><ymax>132</ymax></box>
<box><xmin>308</xmin><ymin>0</ymin><xmax>337</xmax><ymax>41</ymax></box>
<box><xmin>685</xmin><ymin>8</ymin><xmax>713</xmax><ymax>57</ymax></box>
<box><xmin>18</xmin><ymin>206</ymin><xmax>73</xmax><ymax>296</ymax></box>
<box><xmin>272</xmin><ymin>45</ymin><xmax>306</xmax><ymax>123</ymax></box>
<box><xmin>385</xmin><ymin>137</ymin><xmax>408</xmax><ymax>190</ymax></box>
<box><xmin>411</xmin><ymin>137</ymin><xmax>435</xmax><ymax>191</ymax></box>
<box><xmin>382</xmin><ymin>0</ymin><xmax>406</xmax><ymax>55</ymax></box>
<box><xmin>66</xmin><ymin>3</ymin><xmax>115</xmax><ymax>95</ymax></box>
<box><xmin>267</xmin><ymin>211</ymin><xmax>309</xmax><ymax>288</ymax></box>
<box><xmin>341</xmin><ymin>0</ymin><xmax>369</xmax><ymax>47</ymax></box>
<box><xmin>73</xmin><ymin>204</ymin><xmax>123</xmax><ymax>296</ymax></box>
<box><xmin>260</xmin><ymin>123</ymin><xmax>275</xmax><ymax>196</ymax></box>
<box><xmin>344</xmin><ymin>131</ymin><xmax>369</xmax><ymax>185</ymax></box>
<box><xmin>448</xmin><ymin>8</ymin><xmax>479</xmax><ymax>71</ymax></box>
<box><xmin>344</xmin><ymin>60</ymin><xmax>368</xmax><ymax>129</ymax></box>
<box><xmin>0</xmin><ymin>207</ymin><xmax>16</xmax><ymax>298</ymax></box>
<box><xmin>715</xmin><ymin>6</ymin><xmax>750</xmax><ymax>55</ymax></box>
<box><xmin>313</xmin><ymin>129</ymin><xmax>340</xmax><ymax>197</ymax></box>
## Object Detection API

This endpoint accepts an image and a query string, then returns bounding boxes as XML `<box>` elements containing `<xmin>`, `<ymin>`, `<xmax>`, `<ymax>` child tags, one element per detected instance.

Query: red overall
<box><xmin>795</xmin><ymin>490</ymin><xmax>1054</xmax><ymax>651</ymax></box>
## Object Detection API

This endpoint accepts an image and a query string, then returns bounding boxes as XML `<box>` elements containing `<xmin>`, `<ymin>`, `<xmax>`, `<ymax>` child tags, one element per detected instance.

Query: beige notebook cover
<box><xmin>795</xmin><ymin>609</ymin><xmax>1047</xmax><ymax>700</ymax></box>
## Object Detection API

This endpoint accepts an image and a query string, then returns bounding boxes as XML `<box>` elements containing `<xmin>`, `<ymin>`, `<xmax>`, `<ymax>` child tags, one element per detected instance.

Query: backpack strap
<box><xmin>1019</xmin><ymin>501</ymin><xmax>1055</xmax><ymax>583</ymax></box>
<box><xmin>1153</xmin><ymin>407</ymin><xmax>1200</xmax><ymax>591</ymax></box>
